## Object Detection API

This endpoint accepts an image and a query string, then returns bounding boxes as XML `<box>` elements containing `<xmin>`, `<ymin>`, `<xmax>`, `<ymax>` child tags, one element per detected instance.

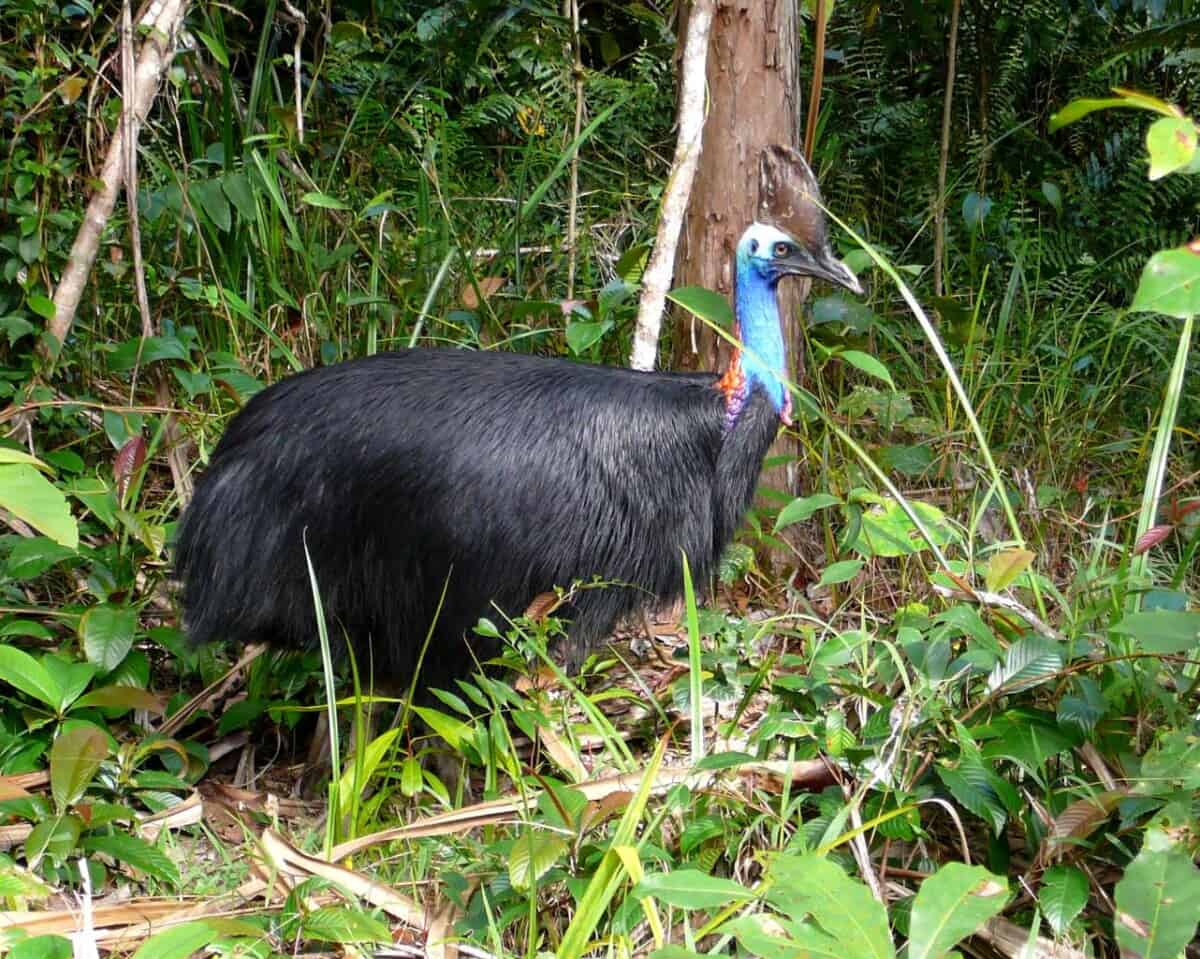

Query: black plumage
<box><xmin>174</xmin><ymin>147</ymin><xmax>862</xmax><ymax>688</ymax></box>
<box><xmin>174</xmin><ymin>351</ymin><xmax>780</xmax><ymax>687</ymax></box>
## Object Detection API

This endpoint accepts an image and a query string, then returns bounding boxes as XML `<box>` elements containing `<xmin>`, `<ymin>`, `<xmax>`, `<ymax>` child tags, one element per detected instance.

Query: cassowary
<box><xmin>174</xmin><ymin>159</ymin><xmax>861</xmax><ymax>691</ymax></box>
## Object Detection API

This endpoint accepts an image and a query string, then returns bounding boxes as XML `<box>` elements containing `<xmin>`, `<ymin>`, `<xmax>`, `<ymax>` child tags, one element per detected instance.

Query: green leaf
<box><xmin>301</xmin><ymin>191</ymin><xmax>350</xmax><ymax>211</ymax></box>
<box><xmin>132</xmin><ymin>922</ymin><xmax>222</xmax><ymax>959</ymax></box>
<box><xmin>775</xmin><ymin>492</ymin><xmax>841</xmax><ymax>532</ymax></box>
<box><xmin>8</xmin><ymin>935</ymin><xmax>72</xmax><ymax>959</ymax></box>
<box><xmin>42</xmin><ymin>657</ymin><xmax>97</xmax><ymax>713</ymax></box>
<box><xmin>635</xmin><ymin>869</ymin><xmax>755</xmax><ymax>910</ymax></box>
<box><xmin>0</xmin><ymin>644</ymin><xmax>61</xmax><ymax>708</ymax></box>
<box><xmin>667</xmin><ymin>286</ymin><xmax>735</xmax><ymax>331</ymax></box>
<box><xmin>1131</xmin><ymin>242</ymin><xmax>1200</xmax><ymax>319</ymax></box>
<box><xmin>837</xmin><ymin>350</ymin><xmax>895</xmax><ymax>388</ymax></box>
<box><xmin>509</xmin><ymin>830</ymin><xmax>568</xmax><ymax>893</ymax></box>
<box><xmin>27</xmin><ymin>294</ymin><xmax>55</xmax><ymax>320</ymax></box>
<box><xmin>302</xmin><ymin>905</ymin><xmax>390</xmax><ymax>944</ymax></box>
<box><xmin>1146</xmin><ymin>117</ymin><xmax>1197</xmax><ymax>180</ymax></box>
<box><xmin>565</xmin><ymin>318</ymin><xmax>614</xmax><ymax>355</ymax></box>
<box><xmin>1114</xmin><ymin>830</ymin><xmax>1200</xmax><ymax>958</ymax></box>
<box><xmin>79</xmin><ymin>604</ymin><xmax>138</xmax><ymax>672</ymax></box>
<box><xmin>1041</xmin><ymin>181</ymin><xmax>1062</xmax><ymax>212</ymax></box>
<box><xmin>7</xmin><ymin>536</ymin><xmax>78</xmax><ymax>579</ymax></box>
<box><xmin>84</xmin><ymin>833</ymin><xmax>180</xmax><ymax>885</ymax></box>
<box><xmin>818</xmin><ymin>559</ymin><xmax>863</xmax><ymax>587</ymax></box>
<box><xmin>1049</xmin><ymin>89</ymin><xmax>1180</xmax><ymax>131</ymax></box>
<box><xmin>908</xmin><ymin>863</ymin><xmax>1008</xmax><ymax>959</ymax></box>
<box><xmin>221</xmin><ymin>172</ymin><xmax>257</xmax><ymax>221</ymax></box>
<box><xmin>765</xmin><ymin>854</ymin><xmax>895</xmax><ymax>959</ymax></box>
<box><xmin>1109</xmin><ymin>610</ymin><xmax>1200</xmax><ymax>653</ymax></box>
<box><xmin>0</xmin><ymin>463</ymin><xmax>78</xmax><ymax>548</ymax></box>
<box><xmin>0</xmin><ymin>448</ymin><xmax>53</xmax><ymax>469</ymax></box>
<box><xmin>192</xmin><ymin>29</ymin><xmax>229</xmax><ymax>68</ymax></box>
<box><xmin>722</xmin><ymin>914</ymin><xmax>820</xmax><ymax>959</ymax></box>
<box><xmin>49</xmin><ymin>724</ymin><xmax>108</xmax><ymax>811</ymax></box>
<box><xmin>412</xmin><ymin>706</ymin><xmax>472</xmax><ymax>751</ymax></box>
<box><xmin>1040</xmin><ymin>864</ymin><xmax>1089</xmax><ymax>936</ymax></box>
<box><xmin>986</xmin><ymin>635</ymin><xmax>1063</xmax><ymax>693</ymax></box>
<box><xmin>984</xmin><ymin>548</ymin><xmax>1035</xmax><ymax>592</ymax></box>
<box><xmin>190</xmin><ymin>179</ymin><xmax>231</xmax><ymax>232</ymax></box>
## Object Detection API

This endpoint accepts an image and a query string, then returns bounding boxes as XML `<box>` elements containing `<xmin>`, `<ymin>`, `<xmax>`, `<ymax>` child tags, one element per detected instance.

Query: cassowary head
<box><xmin>736</xmin><ymin>222</ymin><xmax>862</xmax><ymax>294</ymax></box>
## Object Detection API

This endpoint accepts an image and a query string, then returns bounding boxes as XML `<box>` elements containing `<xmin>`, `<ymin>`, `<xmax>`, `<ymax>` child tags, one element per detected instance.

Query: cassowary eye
<box><xmin>749</xmin><ymin>239</ymin><xmax>759</xmax><ymax>254</ymax></box>
<box><xmin>774</xmin><ymin>242</ymin><xmax>791</xmax><ymax>258</ymax></box>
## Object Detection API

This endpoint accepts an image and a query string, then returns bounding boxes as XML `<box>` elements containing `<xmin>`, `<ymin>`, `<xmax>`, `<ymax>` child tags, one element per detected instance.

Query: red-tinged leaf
<box><xmin>523</xmin><ymin>591</ymin><xmax>562</xmax><ymax>623</ymax></box>
<box><xmin>1133</xmin><ymin>524</ymin><xmax>1174</xmax><ymax>555</ymax></box>
<box><xmin>114</xmin><ymin>436</ymin><xmax>147</xmax><ymax>502</ymax></box>
<box><xmin>1173</xmin><ymin>499</ymin><xmax>1200</xmax><ymax>521</ymax></box>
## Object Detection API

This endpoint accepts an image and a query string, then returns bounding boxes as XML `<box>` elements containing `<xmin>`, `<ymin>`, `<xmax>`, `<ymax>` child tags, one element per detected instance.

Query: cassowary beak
<box><xmin>781</xmin><ymin>244</ymin><xmax>864</xmax><ymax>295</ymax></box>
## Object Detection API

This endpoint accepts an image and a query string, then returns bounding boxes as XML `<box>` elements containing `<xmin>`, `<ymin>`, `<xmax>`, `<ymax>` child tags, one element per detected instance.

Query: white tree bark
<box><xmin>46</xmin><ymin>0</ymin><xmax>189</xmax><ymax>357</ymax></box>
<box><xmin>628</xmin><ymin>0</ymin><xmax>715</xmax><ymax>372</ymax></box>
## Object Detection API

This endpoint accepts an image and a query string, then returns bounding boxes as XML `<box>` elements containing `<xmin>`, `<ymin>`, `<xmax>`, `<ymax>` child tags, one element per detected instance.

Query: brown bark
<box><xmin>672</xmin><ymin>0</ymin><xmax>805</xmax><ymax>496</ymax></box>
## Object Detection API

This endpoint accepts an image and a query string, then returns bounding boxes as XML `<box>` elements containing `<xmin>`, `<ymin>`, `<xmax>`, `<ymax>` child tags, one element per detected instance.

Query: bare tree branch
<box><xmin>628</xmin><ymin>0</ymin><xmax>715</xmax><ymax>372</ymax></box>
<box><xmin>45</xmin><ymin>0</ymin><xmax>189</xmax><ymax>359</ymax></box>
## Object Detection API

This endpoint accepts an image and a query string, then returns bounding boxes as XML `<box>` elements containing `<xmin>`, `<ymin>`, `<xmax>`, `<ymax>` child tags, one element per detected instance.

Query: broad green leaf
<box><xmin>1114</xmin><ymin>830</ymin><xmax>1200</xmax><ymax>958</ymax></box>
<box><xmin>132</xmin><ymin>922</ymin><xmax>222</xmax><ymax>959</ymax></box>
<box><xmin>1131</xmin><ymin>242</ymin><xmax>1200</xmax><ymax>318</ymax></box>
<box><xmin>8</xmin><ymin>935</ymin><xmax>72</xmax><ymax>959</ymax></box>
<box><xmin>565</xmin><ymin>318</ymin><xmax>614</xmax><ymax>355</ymax></box>
<box><xmin>412</xmin><ymin>706</ymin><xmax>472</xmax><ymax>751</ymax></box>
<box><xmin>635</xmin><ymin>869</ymin><xmax>755</xmax><ymax>910</ymax></box>
<box><xmin>301</xmin><ymin>191</ymin><xmax>350</xmax><ymax>211</ymax></box>
<box><xmin>84</xmin><ymin>833</ymin><xmax>180</xmax><ymax>885</ymax></box>
<box><xmin>0</xmin><ymin>463</ymin><xmax>78</xmax><ymax>547</ymax></box>
<box><xmin>27</xmin><ymin>294</ymin><xmax>55</xmax><ymax>320</ymax></box>
<box><xmin>984</xmin><ymin>548</ymin><xmax>1035</xmax><ymax>592</ymax></box>
<box><xmin>302</xmin><ymin>905</ymin><xmax>390</xmax><ymax>944</ymax></box>
<box><xmin>987</xmin><ymin>635</ymin><xmax>1063</xmax><ymax>693</ymax></box>
<box><xmin>1041</xmin><ymin>180</ymin><xmax>1062</xmax><ymax>212</ymax></box>
<box><xmin>818</xmin><ymin>559</ymin><xmax>863</xmax><ymax>586</ymax></box>
<box><xmin>838</xmin><ymin>349</ymin><xmax>895</xmax><ymax>388</ymax></box>
<box><xmin>25</xmin><ymin>815</ymin><xmax>81</xmax><ymax>868</ymax></box>
<box><xmin>1109</xmin><ymin>610</ymin><xmax>1200</xmax><ymax>653</ymax></box>
<box><xmin>79</xmin><ymin>604</ymin><xmax>138</xmax><ymax>672</ymax></box>
<box><xmin>74</xmin><ymin>684</ymin><xmax>164</xmax><ymax>713</ymax></box>
<box><xmin>722</xmin><ymin>914</ymin><xmax>821</xmax><ymax>959</ymax></box>
<box><xmin>42</xmin><ymin>657</ymin><xmax>97</xmax><ymax>713</ymax></box>
<box><xmin>190</xmin><ymin>179</ymin><xmax>231</xmax><ymax>232</ymax></box>
<box><xmin>0</xmin><ymin>448</ymin><xmax>53</xmax><ymax>469</ymax></box>
<box><xmin>766</xmin><ymin>854</ymin><xmax>895</xmax><ymax>959</ymax></box>
<box><xmin>0</xmin><ymin>645</ymin><xmax>61</xmax><ymax>708</ymax></box>
<box><xmin>509</xmin><ymin>830</ymin><xmax>568</xmax><ymax>892</ymax></box>
<box><xmin>221</xmin><ymin>171</ymin><xmax>257</xmax><ymax>220</ymax></box>
<box><xmin>1146</xmin><ymin>117</ymin><xmax>1198</xmax><ymax>180</ymax></box>
<box><xmin>667</xmin><ymin>286</ymin><xmax>735</xmax><ymax>331</ymax></box>
<box><xmin>1039</xmin><ymin>864</ymin><xmax>1089</xmax><ymax>936</ymax></box>
<box><xmin>775</xmin><ymin>492</ymin><xmax>841</xmax><ymax>532</ymax></box>
<box><xmin>49</xmin><ymin>724</ymin><xmax>108</xmax><ymax>811</ymax></box>
<box><xmin>908</xmin><ymin>863</ymin><xmax>1008</xmax><ymax>959</ymax></box>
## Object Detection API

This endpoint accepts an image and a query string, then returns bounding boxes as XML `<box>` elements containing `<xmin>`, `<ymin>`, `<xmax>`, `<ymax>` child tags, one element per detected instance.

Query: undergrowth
<box><xmin>0</xmin><ymin>1</ymin><xmax>1197</xmax><ymax>957</ymax></box>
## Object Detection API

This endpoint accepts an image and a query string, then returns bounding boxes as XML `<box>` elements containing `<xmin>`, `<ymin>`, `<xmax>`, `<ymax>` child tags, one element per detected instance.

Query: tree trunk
<box><xmin>672</xmin><ymin>0</ymin><xmax>806</xmax><ymax>501</ymax></box>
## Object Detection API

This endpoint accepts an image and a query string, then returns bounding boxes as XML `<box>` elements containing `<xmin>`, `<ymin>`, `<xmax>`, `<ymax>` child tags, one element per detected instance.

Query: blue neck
<box><xmin>733</xmin><ymin>267</ymin><xmax>788</xmax><ymax>416</ymax></box>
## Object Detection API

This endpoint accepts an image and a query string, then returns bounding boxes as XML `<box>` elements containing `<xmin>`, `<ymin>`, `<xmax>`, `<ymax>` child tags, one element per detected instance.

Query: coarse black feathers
<box><xmin>173</xmin><ymin>350</ymin><xmax>780</xmax><ymax>689</ymax></box>
<box><xmin>174</xmin><ymin>147</ymin><xmax>862</xmax><ymax>689</ymax></box>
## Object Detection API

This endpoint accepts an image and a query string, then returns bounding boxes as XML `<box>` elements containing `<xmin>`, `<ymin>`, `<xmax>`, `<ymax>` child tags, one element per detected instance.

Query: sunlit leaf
<box><xmin>1114</xmin><ymin>830</ymin><xmax>1200</xmax><ymax>959</ymax></box>
<box><xmin>1146</xmin><ymin>117</ymin><xmax>1198</xmax><ymax>180</ymax></box>
<box><xmin>908</xmin><ymin>863</ymin><xmax>1008</xmax><ymax>959</ymax></box>
<box><xmin>1131</xmin><ymin>241</ymin><xmax>1200</xmax><ymax>318</ymax></box>
<box><xmin>984</xmin><ymin>548</ymin><xmax>1035</xmax><ymax>592</ymax></box>
<box><xmin>636</xmin><ymin>869</ymin><xmax>755</xmax><ymax>910</ymax></box>
<box><xmin>1039</xmin><ymin>864</ymin><xmax>1089</xmax><ymax>936</ymax></box>
<box><xmin>0</xmin><ymin>464</ymin><xmax>78</xmax><ymax>548</ymax></box>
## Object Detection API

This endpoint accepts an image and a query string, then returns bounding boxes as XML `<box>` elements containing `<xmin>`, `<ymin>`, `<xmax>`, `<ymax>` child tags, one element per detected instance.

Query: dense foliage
<box><xmin>0</xmin><ymin>0</ymin><xmax>1197</xmax><ymax>956</ymax></box>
